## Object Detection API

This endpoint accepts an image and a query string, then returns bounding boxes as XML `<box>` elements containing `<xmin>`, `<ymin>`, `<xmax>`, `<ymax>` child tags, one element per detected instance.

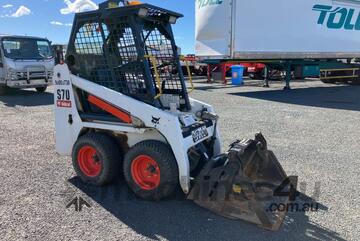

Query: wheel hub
<box><xmin>131</xmin><ymin>155</ymin><xmax>160</xmax><ymax>190</ymax></box>
<box><xmin>77</xmin><ymin>146</ymin><xmax>102</xmax><ymax>177</ymax></box>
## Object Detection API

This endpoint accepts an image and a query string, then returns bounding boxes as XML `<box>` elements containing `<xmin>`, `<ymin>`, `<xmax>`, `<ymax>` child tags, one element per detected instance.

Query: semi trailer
<box><xmin>196</xmin><ymin>0</ymin><xmax>360</xmax><ymax>87</ymax></box>
<box><xmin>0</xmin><ymin>35</ymin><xmax>54</xmax><ymax>94</ymax></box>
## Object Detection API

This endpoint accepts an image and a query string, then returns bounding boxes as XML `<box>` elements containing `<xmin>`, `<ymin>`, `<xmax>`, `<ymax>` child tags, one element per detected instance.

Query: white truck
<box><xmin>0</xmin><ymin>35</ymin><xmax>54</xmax><ymax>94</ymax></box>
<box><xmin>196</xmin><ymin>0</ymin><xmax>360</xmax><ymax>60</ymax></box>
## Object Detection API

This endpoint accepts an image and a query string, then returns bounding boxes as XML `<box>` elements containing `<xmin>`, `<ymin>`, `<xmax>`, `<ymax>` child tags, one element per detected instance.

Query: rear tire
<box><xmin>123</xmin><ymin>140</ymin><xmax>179</xmax><ymax>201</ymax></box>
<box><xmin>36</xmin><ymin>87</ymin><xmax>47</xmax><ymax>93</ymax></box>
<box><xmin>72</xmin><ymin>133</ymin><xmax>121</xmax><ymax>186</ymax></box>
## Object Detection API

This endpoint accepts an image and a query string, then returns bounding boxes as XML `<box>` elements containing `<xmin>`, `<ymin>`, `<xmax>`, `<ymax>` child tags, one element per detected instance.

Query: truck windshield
<box><xmin>1</xmin><ymin>38</ymin><xmax>53</xmax><ymax>60</ymax></box>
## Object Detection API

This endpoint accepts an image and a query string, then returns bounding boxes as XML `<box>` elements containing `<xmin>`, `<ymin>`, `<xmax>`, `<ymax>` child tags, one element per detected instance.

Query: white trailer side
<box><xmin>195</xmin><ymin>0</ymin><xmax>360</xmax><ymax>60</ymax></box>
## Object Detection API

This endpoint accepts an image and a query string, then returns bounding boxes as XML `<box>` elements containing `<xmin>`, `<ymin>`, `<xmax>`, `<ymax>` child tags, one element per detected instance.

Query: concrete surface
<box><xmin>0</xmin><ymin>79</ymin><xmax>359</xmax><ymax>241</ymax></box>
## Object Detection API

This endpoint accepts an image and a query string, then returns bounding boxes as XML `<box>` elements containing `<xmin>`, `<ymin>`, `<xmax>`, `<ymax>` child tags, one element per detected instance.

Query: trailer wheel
<box><xmin>321</xmin><ymin>79</ymin><xmax>336</xmax><ymax>84</ymax></box>
<box><xmin>36</xmin><ymin>87</ymin><xmax>47</xmax><ymax>93</ymax></box>
<box><xmin>351</xmin><ymin>79</ymin><xmax>360</xmax><ymax>85</ymax></box>
<box><xmin>123</xmin><ymin>140</ymin><xmax>179</xmax><ymax>200</ymax></box>
<box><xmin>72</xmin><ymin>133</ymin><xmax>121</xmax><ymax>186</ymax></box>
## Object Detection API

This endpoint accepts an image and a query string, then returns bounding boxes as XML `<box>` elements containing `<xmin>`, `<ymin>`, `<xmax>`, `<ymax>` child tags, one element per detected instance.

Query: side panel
<box><xmin>196</xmin><ymin>0</ymin><xmax>360</xmax><ymax>59</ymax></box>
<box><xmin>53</xmin><ymin>64</ymin><xmax>83</xmax><ymax>155</ymax></box>
<box><xmin>68</xmin><ymin>73</ymin><xmax>193</xmax><ymax>193</ymax></box>
<box><xmin>195</xmin><ymin>0</ymin><xmax>232</xmax><ymax>58</ymax></box>
<box><xmin>234</xmin><ymin>0</ymin><xmax>360</xmax><ymax>59</ymax></box>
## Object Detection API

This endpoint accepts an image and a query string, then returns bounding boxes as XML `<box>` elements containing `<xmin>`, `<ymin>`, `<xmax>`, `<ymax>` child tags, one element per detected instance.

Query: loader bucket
<box><xmin>188</xmin><ymin>133</ymin><xmax>289</xmax><ymax>231</ymax></box>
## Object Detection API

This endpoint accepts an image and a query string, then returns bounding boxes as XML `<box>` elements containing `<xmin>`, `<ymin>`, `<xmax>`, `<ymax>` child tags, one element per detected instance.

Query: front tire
<box><xmin>0</xmin><ymin>86</ymin><xmax>9</xmax><ymax>95</ymax></box>
<box><xmin>72</xmin><ymin>133</ymin><xmax>121</xmax><ymax>186</ymax></box>
<box><xmin>123</xmin><ymin>140</ymin><xmax>179</xmax><ymax>201</ymax></box>
<box><xmin>36</xmin><ymin>87</ymin><xmax>47</xmax><ymax>93</ymax></box>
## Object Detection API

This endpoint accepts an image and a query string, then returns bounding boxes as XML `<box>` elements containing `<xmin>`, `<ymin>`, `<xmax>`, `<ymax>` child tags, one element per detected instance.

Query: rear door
<box><xmin>195</xmin><ymin>0</ymin><xmax>232</xmax><ymax>59</ymax></box>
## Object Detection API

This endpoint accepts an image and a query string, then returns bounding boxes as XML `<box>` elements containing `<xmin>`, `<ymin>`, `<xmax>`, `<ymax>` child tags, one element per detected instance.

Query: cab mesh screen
<box><xmin>142</xmin><ymin>27</ymin><xmax>182</xmax><ymax>92</ymax></box>
<box><xmin>72</xmin><ymin>16</ymin><xmax>183</xmax><ymax>102</ymax></box>
<box><xmin>74</xmin><ymin>17</ymin><xmax>146</xmax><ymax>97</ymax></box>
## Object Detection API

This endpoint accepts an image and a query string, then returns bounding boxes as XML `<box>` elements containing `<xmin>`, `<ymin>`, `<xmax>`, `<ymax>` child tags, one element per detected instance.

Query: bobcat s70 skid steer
<box><xmin>54</xmin><ymin>0</ymin><xmax>291</xmax><ymax>230</ymax></box>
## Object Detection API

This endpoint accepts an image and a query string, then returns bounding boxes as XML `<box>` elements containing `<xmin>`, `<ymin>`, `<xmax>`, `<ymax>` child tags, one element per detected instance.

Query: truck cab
<box><xmin>0</xmin><ymin>35</ymin><xmax>55</xmax><ymax>94</ymax></box>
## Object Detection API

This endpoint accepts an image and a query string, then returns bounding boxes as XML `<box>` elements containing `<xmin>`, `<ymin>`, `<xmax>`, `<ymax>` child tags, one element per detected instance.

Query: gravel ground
<box><xmin>0</xmin><ymin>79</ymin><xmax>359</xmax><ymax>241</ymax></box>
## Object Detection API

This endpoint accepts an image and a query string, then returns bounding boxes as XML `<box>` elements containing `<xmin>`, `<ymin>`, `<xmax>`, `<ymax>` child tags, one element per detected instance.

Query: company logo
<box><xmin>66</xmin><ymin>196</ymin><xmax>91</xmax><ymax>212</ymax></box>
<box><xmin>197</xmin><ymin>0</ymin><xmax>223</xmax><ymax>9</ymax></box>
<box><xmin>313</xmin><ymin>4</ymin><xmax>360</xmax><ymax>30</ymax></box>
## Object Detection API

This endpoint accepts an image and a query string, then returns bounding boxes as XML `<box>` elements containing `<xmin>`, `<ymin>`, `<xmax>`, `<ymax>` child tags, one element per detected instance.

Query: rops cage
<box><xmin>66</xmin><ymin>0</ymin><xmax>191</xmax><ymax>111</ymax></box>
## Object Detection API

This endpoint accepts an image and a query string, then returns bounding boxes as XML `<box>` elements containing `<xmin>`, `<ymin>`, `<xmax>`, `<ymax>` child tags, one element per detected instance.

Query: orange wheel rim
<box><xmin>77</xmin><ymin>146</ymin><xmax>102</xmax><ymax>177</ymax></box>
<box><xmin>131</xmin><ymin>155</ymin><xmax>161</xmax><ymax>190</ymax></box>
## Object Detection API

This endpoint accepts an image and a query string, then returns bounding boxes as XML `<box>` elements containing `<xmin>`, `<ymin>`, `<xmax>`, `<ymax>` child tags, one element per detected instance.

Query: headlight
<box><xmin>169</xmin><ymin>16</ymin><xmax>178</xmax><ymax>24</ymax></box>
<box><xmin>138</xmin><ymin>8</ymin><xmax>148</xmax><ymax>17</ymax></box>
<box><xmin>6</xmin><ymin>68</ymin><xmax>17</xmax><ymax>80</ymax></box>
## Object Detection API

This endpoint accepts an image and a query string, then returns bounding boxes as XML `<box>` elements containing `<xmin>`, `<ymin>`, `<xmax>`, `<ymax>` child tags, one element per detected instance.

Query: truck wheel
<box><xmin>0</xmin><ymin>86</ymin><xmax>8</xmax><ymax>95</ymax></box>
<box><xmin>36</xmin><ymin>87</ymin><xmax>47</xmax><ymax>93</ymax></box>
<box><xmin>123</xmin><ymin>140</ymin><xmax>179</xmax><ymax>200</ymax></box>
<box><xmin>72</xmin><ymin>133</ymin><xmax>121</xmax><ymax>186</ymax></box>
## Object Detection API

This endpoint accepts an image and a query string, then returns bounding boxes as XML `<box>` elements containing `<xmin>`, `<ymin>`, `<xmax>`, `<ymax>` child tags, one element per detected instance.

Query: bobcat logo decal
<box><xmin>151</xmin><ymin>116</ymin><xmax>160</xmax><ymax>127</ymax></box>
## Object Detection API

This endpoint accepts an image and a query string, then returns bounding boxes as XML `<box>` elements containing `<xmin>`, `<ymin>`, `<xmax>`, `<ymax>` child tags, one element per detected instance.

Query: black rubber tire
<box><xmin>321</xmin><ymin>79</ymin><xmax>336</xmax><ymax>84</ymax></box>
<box><xmin>36</xmin><ymin>87</ymin><xmax>47</xmax><ymax>93</ymax></box>
<box><xmin>0</xmin><ymin>86</ymin><xmax>8</xmax><ymax>95</ymax></box>
<box><xmin>123</xmin><ymin>140</ymin><xmax>179</xmax><ymax>201</ymax></box>
<box><xmin>351</xmin><ymin>79</ymin><xmax>360</xmax><ymax>85</ymax></box>
<box><xmin>72</xmin><ymin>133</ymin><xmax>121</xmax><ymax>186</ymax></box>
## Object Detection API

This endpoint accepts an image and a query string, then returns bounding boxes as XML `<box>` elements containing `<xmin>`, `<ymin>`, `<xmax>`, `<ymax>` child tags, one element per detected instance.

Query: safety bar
<box><xmin>180</xmin><ymin>56</ymin><xmax>194</xmax><ymax>94</ymax></box>
<box><xmin>144</xmin><ymin>55</ymin><xmax>162</xmax><ymax>99</ymax></box>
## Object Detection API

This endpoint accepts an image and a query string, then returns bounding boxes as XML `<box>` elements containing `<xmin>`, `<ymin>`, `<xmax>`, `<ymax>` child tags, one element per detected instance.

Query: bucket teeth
<box><xmin>188</xmin><ymin>133</ymin><xmax>289</xmax><ymax>231</ymax></box>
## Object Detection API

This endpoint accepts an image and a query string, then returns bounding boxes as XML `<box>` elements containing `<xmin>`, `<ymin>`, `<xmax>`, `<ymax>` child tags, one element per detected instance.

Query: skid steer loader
<box><xmin>54</xmin><ymin>0</ymin><xmax>291</xmax><ymax>230</ymax></box>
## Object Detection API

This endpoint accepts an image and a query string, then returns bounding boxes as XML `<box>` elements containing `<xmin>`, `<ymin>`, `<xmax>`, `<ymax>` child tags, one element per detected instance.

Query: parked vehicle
<box><xmin>0</xmin><ymin>35</ymin><xmax>54</xmax><ymax>94</ymax></box>
<box><xmin>195</xmin><ymin>0</ymin><xmax>360</xmax><ymax>88</ymax></box>
<box><xmin>196</xmin><ymin>0</ymin><xmax>360</xmax><ymax>60</ymax></box>
<box><xmin>54</xmin><ymin>0</ymin><xmax>291</xmax><ymax>231</ymax></box>
<box><xmin>180</xmin><ymin>54</ymin><xmax>207</xmax><ymax>76</ymax></box>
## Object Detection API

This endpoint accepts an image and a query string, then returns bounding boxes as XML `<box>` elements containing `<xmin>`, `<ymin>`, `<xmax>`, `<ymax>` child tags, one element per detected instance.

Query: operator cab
<box><xmin>66</xmin><ymin>0</ymin><xmax>191</xmax><ymax>111</ymax></box>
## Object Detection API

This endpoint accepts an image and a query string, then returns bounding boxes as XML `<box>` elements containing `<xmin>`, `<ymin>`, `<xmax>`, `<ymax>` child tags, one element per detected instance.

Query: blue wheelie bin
<box><xmin>231</xmin><ymin>65</ymin><xmax>245</xmax><ymax>85</ymax></box>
